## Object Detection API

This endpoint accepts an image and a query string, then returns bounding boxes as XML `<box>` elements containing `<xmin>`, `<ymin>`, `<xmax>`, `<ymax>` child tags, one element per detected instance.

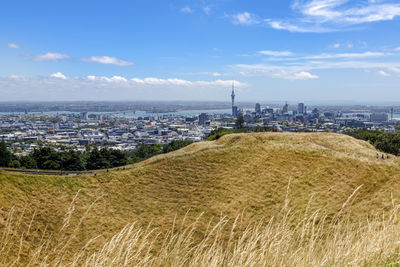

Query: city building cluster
<box><xmin>0</xmin><ymin>88</ymin><xmax>398</xmax><ymax>156</ymax></box>
<box><xmin>0</xmin><ymin>111</ymin><xmax>224</xmax><ymax>156</ymax></box>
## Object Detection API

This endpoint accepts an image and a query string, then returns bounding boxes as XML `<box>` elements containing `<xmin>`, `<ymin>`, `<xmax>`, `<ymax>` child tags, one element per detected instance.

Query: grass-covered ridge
<box><xmin>1</xmin><ymin>132</ymin><xmax>400</xmax><ymax>265</ymax></box>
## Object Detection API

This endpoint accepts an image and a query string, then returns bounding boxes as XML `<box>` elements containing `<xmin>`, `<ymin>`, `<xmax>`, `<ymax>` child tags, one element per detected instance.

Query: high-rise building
<box><xmin>298</xmin><ymin>102</ymin><xmax>305</xmax><ymax>114</ymax></box>
<box><xmin>370</xmin><ymin>113</ymin><xmax>388</xmax><ymax>123</ymax></box>
<box><xmin>255</xmin><ymin>103</ymin><xmax>261</xmax><ymax>113</ymax></box>
<box><xmin>391</xmin><ymin>107</ymin><xmax>394</xmax><ymax>121</ymax></box>
<box><xmin>198</xmin><ymin>113</ymin><xmax>207</xmax><ymax>126</ymax></box>
<box><xmin>282</xmin><ymin>102</ymin><xmax>288</xmax><ymax>113</ymax></box>
<box><xmin>80</xmin><ymin>112</ymin><xmax>88</xmax><ymax>121</ymax></box>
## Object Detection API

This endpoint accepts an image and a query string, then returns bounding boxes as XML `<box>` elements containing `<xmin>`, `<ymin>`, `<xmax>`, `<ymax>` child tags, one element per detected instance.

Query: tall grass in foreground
<box><xmin>1</xmin><ymin>184</ymin><xmax>400</xmax><ymax>266</ymax></box>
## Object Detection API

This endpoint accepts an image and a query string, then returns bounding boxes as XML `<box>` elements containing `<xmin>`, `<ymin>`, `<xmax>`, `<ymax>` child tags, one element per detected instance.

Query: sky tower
<box><xmin>231</xmin><ymin>82</ymin><xmax>235</xmax><ymax>107</ymax></box>
<box><xmin>231</xmin><ymin>82</ymin><xmax>238</xmax><ymax>117</ymax></box>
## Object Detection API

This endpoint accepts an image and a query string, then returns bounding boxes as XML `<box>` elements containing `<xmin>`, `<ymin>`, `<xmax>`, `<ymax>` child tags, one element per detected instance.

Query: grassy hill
<box><xmin>1</xmin><ymin>132</ymin><xmax>400</xmax><ymax>265</ymax></box>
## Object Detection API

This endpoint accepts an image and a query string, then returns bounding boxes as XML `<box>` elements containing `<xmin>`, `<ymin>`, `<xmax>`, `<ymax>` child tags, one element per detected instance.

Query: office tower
<box><xmin>282</xmin><ymin>102</ymin><xmax>288</xmax><ymax>113</ymax></box>
<box><xmin>298</xmin><ymin>102</ymin><xmax>305</xmax><ymax>114</ymax></box>
<box><xmin>391</xmin><ymin>107</ymin><xmax>394</xmax><ymax>121</ymax></box>
<box><xmin>370</xmin><ymin>113</ymin><xmax>388</xmax><ymax>123</ymax></box>
<box><xmin>255</xmin><ymin>103</ymin><xmax>261</xmax><ymax>113</ymax></box>
<box><xmin>198</xmin><ymin>113</ymin><xmax>207</xmax><ymax>126</ymax></box>
<box><xmin>80</xmin><ymin>112</ymin><xmax>88</xmax><ymax>121</ymax></box>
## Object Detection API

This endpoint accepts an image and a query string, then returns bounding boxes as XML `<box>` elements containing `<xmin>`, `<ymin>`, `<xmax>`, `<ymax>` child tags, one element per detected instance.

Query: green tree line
<box><xmin>345</xmin><ymin>129</ymin><xmax>400</xmax><ymax>155</ymax></box>
<box><xmin>0</xmin><ymin>140</ymin><xmax>193</xmax><ymax>171</ymax></box>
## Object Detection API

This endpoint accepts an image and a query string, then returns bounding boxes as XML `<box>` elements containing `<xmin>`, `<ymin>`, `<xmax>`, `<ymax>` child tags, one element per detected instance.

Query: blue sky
<box><xmin>1</xmin><ymin>0</ymin><xmax>400</xmax><ymax>103</ymax></box>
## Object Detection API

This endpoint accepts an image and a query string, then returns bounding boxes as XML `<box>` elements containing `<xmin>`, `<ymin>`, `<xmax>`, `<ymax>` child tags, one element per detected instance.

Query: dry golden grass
<box><xmin>1</xmin><ymin>132</ymin><xmax>400</xmax><ymax>265</ymax></box>
<box><xmin>2</xmin><ymin>183</ymin><xmax>400</xmax><ymax>266</ymax></box>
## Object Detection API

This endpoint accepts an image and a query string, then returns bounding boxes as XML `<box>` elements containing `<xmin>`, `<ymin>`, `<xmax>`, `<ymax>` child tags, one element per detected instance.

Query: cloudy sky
<box><xmin>1</xmin><ymin>0</ymin><xmax>400</xmax><ymax>102</ymax></box>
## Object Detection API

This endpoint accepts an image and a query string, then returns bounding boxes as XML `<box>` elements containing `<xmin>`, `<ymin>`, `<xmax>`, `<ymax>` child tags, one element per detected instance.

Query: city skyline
<box><xmin>1</xmin><ymin>0</ymin><xmax>400</xmax><ymax>102</ymax></box>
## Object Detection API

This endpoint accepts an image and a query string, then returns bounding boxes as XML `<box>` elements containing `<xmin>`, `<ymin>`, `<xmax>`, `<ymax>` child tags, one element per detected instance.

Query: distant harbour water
<box><xmin>0</xmin><ymin>109</ymin><xmax>233</xmax><ymax>117</ymax></box>
<box><xmin>2</xmin><ymin>110</ymin><xmax>400</xmax><ymax>119</ymax></box>
<box><xmin>342</xmin><ymin>112</ymin><xmax>400</xmax><ymax>120</ymax></box>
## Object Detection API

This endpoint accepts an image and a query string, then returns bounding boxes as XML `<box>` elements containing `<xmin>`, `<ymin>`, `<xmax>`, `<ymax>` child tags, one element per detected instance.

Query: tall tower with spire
<box><xmin>231</xmin><ymin>82</ymin><xmax>238</xmax><ymax>117</ymax></box>
<box><xmin>231</xmin><ymin>82</ymin><xmax>235</xmax><ymax>107</ymax></box>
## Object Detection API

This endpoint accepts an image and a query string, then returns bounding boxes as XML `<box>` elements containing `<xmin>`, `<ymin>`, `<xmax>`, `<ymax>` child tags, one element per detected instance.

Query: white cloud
<box><xmin>203</xmin><ymin>6</ymin><xmax>211</xmax><ymax>14</ymax></box>
<box><xmin>84</xmin><ymin>56</ymin><xmax>134</xmax><ymax>66</ymax></box>
<box><xmin>231</xmin><ymin>12</ymin><xmax>259</xmax><ymax>25</ymax></box>
<box><xmin>395</xmin><ymin>47</ymin><xmax>400</xmax><ymax>51</ymax></box>
<box><xmin>259</xmin><ymin>50</ymin><xmax>293</xmax><ymax>57</ymax></box>
<box><xmin>196</xmin><ymin>79</ymin><xmax>247</xmax><ymax>87</ymax></box>
<box><xmin>305</xmin><ymin>51</ymin><xmax>387</xmax><ymax>59</ymax></box>
<box><xmin>50</xmin><ymin>72</ymin><xmax>67</xmax><ymax>79</ymax></box>
<box><xmin>378</xmin><ymin>70</ymin><xmax>391</xmax><ymax>77</ymax></box>
<box><xmin>127</xmin><ymin>77</ymin><xmax>247</xmax><ymax>87</ymax></box>
<box><xmin>292</xmin><ymin>71</ymin><xmax>319</xmax><ymax>80</ymax></box>
<box><xmin>250</xmin><ymin>50</ymin><xmax>389</xmax><ymax>63</ymax></box>
<box><xmin>212</xmin><ymin>72</ymin><xmax>222</xmax><ymax>77</ymax></box>
<box><xmin>111</xmin><ymin>76</ymin><xmax>128</xmax><ymax>82</ymax></box>
<box><xmin>267</xmin><ymin>0</ymin><xmax>400</xmax><ymax>32</ymax></box>
<box><xmin>181</xmin><ymin>6</ymin><xmax>193</xmax><ymax>14</ymax></box>
<box><xmin>331</xmin><ymin>42</ymin><xmax>360</xmax><ymax>49</ymax></box>
<box><xmin>306</xmin><ymin>61</ymin><xmax>400</xmax><ymax>71</ymax></box>
<box><xmin>80</xmin><ymin>75</ymin><xmax>247</xmax><ymax>87</ymax></box>
<box><xmin>0</xmin><ymin>75</ymin><xmax>248</xmax><ymax>101</ymax></box>
<box><xmin>236</xmin><ymin>64</ymin><xmax>320</xmax><ymax>80</ymax></box>
<box><xmin>234</xmin><ymin>48</ymin><xmax>400</xmax><ymax>80</ymax></box>
<box><xmin>266</xmin><ymin>20</ymin><xmax>328</xmax><ymax>32</ymax></box>
<box><xmin>297</xmin><ymin>0</ymin><xmax>400</xmax><ymax>23</ymax></box>
<box><xmin>390</xmin><ymin>67</ymin><xmax>400</xmax><ymax>73</ymax></box>
<box><xmin>8</xmin><ymin>43</ymin><xmax>20</xmax><ymax>49</ymax></box>
<box><xmin>35</xmin><ymin>52</ymin><xmax>70</xmax><ymax>62</ymax></box>
<box><xmin>142</xmin><ymin>77</ymin><xmax>193</xmax><ymax>86</ymax></box>
<box><xmin>87</xmin><ymin>75</ymin><xmax>128</xmax><ymax>82</ymax></box>
<box><xmin>9</xmin><ymin>74</ymin><xmax>25</xmax><ymax>79</ymax></box>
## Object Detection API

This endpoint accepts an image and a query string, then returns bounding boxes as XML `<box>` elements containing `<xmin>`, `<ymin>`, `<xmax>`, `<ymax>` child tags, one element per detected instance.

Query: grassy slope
<box><xmin>1</xmin><ymin>132</ymin><xmax>400</xmax><ymax>262</ymax></box>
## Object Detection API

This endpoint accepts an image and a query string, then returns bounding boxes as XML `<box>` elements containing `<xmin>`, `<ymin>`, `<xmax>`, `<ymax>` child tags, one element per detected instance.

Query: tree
<box><xmin>9</xmin><ymin>160</ymin><xmax>21</xmax><ymax>168</ymax></box>
<box><xmin>42</xmin><ymin>159</ymin><xmax>61</xmax><ymax>170</ymax></box>
<box><xmin>20</xmin><ymin>156</ymin><xmax>37</xmax><ymax>169</ymax></box>
<box><xmin>206</xmin><ymin>128</ymin><xmax>235</xmax><ymax>141</ymax></box>
<box><xmin>347</xmin><ymin>130</ymin><xmax>400</xmax><ymax>156</ymax></box>
<box><xmin>109</xmin><ymin>149</ymin><xmax>128</xmax><ymax>167</ymax></box>
<box><xmin>61</xmin><ymin>150</ymin><xmax>85</xmax><ymax>171</ymax></box>
<box><xmin>374</xmin><ymin>133</ymin><xmax>400</xmax><ymax>156</ymax></box>
<box><xmin>31</xmin><ymin>147</ymin><xmax>62</xmax><ymax>170</ymax></box>
<box><xmin>162</xmin><ymin>140</ymin><xmax>193</xmax><ymax>153</ymax></box>
<box><xmin>86</xmin><ymin>148</ymin><xmax>110</xmax><ymax>170</ymax></box>
<box><xmin>135</xmin><ymin>143</ymin><xmax>162</xmax><ymax>159</ymax></box>
<box><xmin>236</xmin><ymin>113</ymin><xmax>245</xmax><ymax>129</ymax></box>
<box><xmin>0</xmin><ymin>141</ymin><xmax>12</xmax><ymax>167</ymax></box>
<box><xmin>85</xmin><ymin>148</ymin><xmax>129</xmax><ymax>170</ymax></box>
